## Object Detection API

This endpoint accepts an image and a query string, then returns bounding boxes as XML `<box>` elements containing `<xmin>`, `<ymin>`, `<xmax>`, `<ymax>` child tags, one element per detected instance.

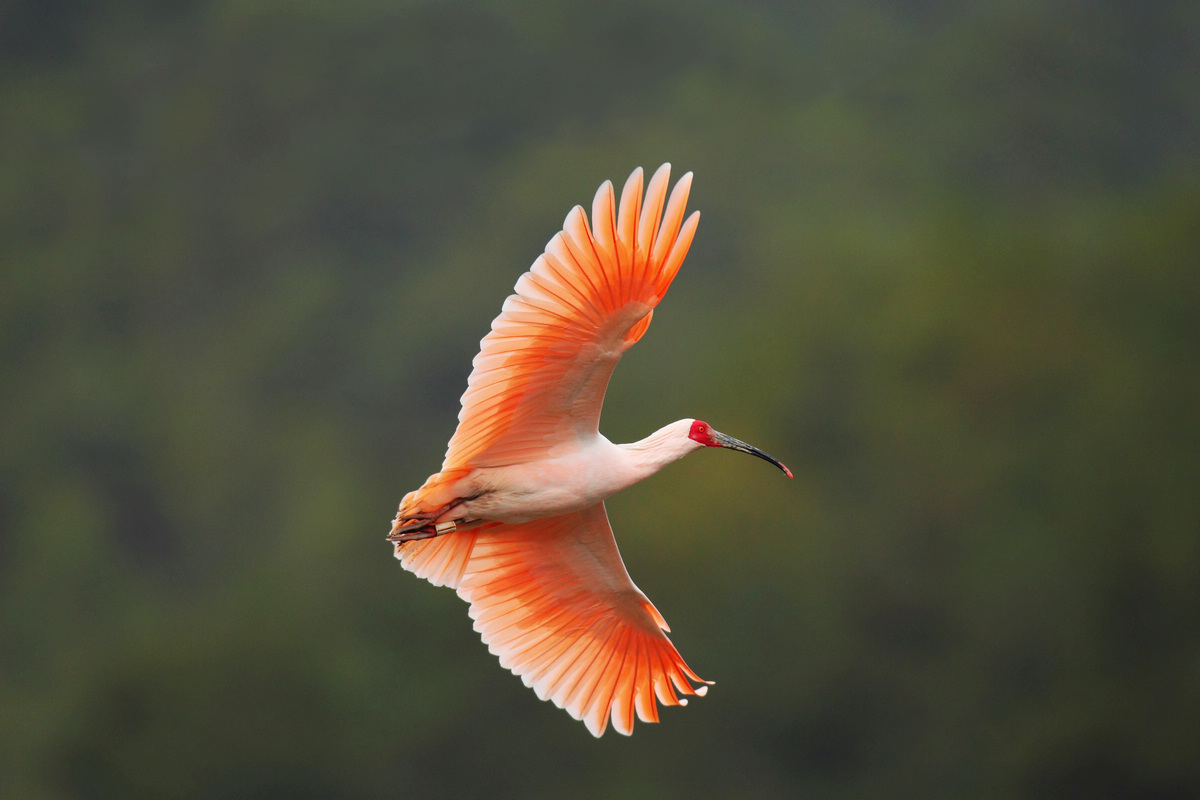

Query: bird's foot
<box><xmin>388</xmin><ymin>499</ymin><xmax>458</xmax><ymax>539</ymax></box>
<box><xmin>387</xmin><ymin>520</ymin><xmax>457</xmax><ymax>544</ymax></box>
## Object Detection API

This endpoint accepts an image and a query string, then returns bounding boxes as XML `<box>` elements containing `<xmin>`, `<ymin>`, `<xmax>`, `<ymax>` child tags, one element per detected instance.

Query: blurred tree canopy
<box><xmin>1</xmin><ymin>0</ymin><xmax>1198</xmax><ymax>798</ymax></box>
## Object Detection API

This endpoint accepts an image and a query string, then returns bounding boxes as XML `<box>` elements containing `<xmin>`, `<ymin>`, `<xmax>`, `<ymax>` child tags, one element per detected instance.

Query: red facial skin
<box><xmin>688</xmin><ymin>419</ymin><xmax>718</xmax><ymax>446</ymax></box>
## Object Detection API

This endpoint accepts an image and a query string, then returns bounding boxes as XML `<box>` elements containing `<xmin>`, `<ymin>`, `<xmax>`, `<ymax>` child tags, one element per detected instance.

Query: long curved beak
<box><xmin>710</xmin><ymin>430</ymin><xmax>793</xmax><ymax>478</ymax></box>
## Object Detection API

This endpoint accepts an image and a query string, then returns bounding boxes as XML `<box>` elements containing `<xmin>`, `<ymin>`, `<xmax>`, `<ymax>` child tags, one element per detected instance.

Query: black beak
<box><xmin>710</xmin><ymin>430</ymin><xmax>793</xmax><ymax>478</ymax></box>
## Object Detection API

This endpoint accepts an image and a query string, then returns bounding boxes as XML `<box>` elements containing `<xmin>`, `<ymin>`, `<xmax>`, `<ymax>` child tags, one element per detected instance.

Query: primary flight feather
<box><xmin>389</xmin><ymin>164</ymin><xmax>791</xmax><ymax>737</ymax></box>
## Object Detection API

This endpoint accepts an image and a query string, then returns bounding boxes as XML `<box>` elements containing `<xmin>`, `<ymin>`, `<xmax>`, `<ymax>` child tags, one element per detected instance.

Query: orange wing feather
<box><xmin>394</xmin><ymin>165</ymin><xmax>706</xmax><ymax>735</ymax></box>
<box><xmin>396</xmin><ymin>504</ymin><xmax>709</xmax><ymax>737</ymax></box>
<box><xmin>444</xmin><ymin>163</ymin><xmax>698</xmax><ymax>470</ymax></box>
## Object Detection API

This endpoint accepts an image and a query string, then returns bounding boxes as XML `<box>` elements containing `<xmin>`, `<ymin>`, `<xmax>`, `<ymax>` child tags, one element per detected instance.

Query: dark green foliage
<box><xmin>2</xmin><ymin>1</ymin><xmax>1198</xmax><ymax>797</ymax></box>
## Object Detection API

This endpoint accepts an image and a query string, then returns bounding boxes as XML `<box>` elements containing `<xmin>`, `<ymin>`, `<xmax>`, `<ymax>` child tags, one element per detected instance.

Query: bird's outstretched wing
<box><xmin>393</xmin><ymin>165</ymin><xmax>706</xmax><ymax>735</ymax></box>
<box><xmin>442</xmin><ymin>163</ymin><xmax>699</xmax><ymax>470</ymax></box>
<box><xmin>396</xmin><ymin>503</ymin><xmax>710</xmax><ymax>737</ymax></box>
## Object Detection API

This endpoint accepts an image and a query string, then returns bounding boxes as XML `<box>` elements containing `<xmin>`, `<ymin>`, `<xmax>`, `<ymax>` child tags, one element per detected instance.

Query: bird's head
<box><xmin>686</xmin><ymin>419</ymin><xmax>792</xmax><ymax>478</ymax></box>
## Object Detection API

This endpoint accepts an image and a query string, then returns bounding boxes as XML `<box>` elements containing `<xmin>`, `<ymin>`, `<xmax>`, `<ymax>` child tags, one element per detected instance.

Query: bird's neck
<box><xmin>616</xmin><ymin>420</ymin><xmax>702</xmax><ymax>486</ymax></box>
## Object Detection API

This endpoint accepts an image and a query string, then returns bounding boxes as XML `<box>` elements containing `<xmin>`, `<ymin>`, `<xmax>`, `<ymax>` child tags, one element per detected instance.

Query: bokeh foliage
<box><xmin>2</xmin><ymin>1</ymin><xmax>1198</xmax><ymax>797</ymax></box>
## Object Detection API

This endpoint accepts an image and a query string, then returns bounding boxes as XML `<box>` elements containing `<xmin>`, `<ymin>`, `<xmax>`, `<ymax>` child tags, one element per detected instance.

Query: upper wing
<box><xmin>442</xmin><ymin>163</ymin><xmax>700</xmax><ymax>470</ymax></box>
<box><xmin>395</xmin><ymin>503</ymin><xmax>710</xmax><ymax>737</ymax></box>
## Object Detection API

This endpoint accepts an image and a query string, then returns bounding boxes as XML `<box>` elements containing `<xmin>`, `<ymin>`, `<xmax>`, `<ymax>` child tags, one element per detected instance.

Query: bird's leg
<box><xmin>389</xmin><ymin>491</ymin><xmax>485</xmax><ymax>543</ymax></box>
<box><xmin>388</xmin><ymin>495</ymin><xmax>480</xmax><ymax>543</ymax></box>
<box><xmin>387</xmin><ymin>519</ymin><xmax>458</xmax><ymax>544</ymax></box>
<box><xmin>389</xmin><ymin>499</ymin><xmax>457</xmax><ymax>533</ymax></box>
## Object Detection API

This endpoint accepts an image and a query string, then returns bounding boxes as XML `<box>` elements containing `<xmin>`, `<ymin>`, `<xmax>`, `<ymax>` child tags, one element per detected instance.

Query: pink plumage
<box><xmin>389</xmin><ymin>164</ymin><xmax>788</xmax><ymax>736</ymax></box>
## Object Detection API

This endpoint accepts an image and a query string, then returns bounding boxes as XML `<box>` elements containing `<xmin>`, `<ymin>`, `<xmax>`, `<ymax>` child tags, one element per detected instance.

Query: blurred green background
<box><xmin>2</xmin><ymin>1</ymin><xmax>1198</xmax><ymax>797</ymax></box>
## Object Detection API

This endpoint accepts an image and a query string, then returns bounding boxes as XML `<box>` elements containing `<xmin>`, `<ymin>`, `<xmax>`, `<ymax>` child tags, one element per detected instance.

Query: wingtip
<box><xmin>563</xmin><ymin>203</ymin><xmax>588</xmax><ymax>230</ymax></box>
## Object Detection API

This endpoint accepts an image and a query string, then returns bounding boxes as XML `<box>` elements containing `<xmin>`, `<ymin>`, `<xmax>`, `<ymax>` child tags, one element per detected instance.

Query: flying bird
<box><xmin>389</xmin><ymin>164</ymin><xmax>791</xmax><ymax>737</ymax></box>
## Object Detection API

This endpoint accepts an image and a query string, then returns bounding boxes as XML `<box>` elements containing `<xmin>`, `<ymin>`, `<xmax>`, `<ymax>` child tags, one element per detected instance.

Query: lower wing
<box><xmin>394</xmin><ymin>502</ymin><xmax>710</xmax><ymax>736</ymax></box>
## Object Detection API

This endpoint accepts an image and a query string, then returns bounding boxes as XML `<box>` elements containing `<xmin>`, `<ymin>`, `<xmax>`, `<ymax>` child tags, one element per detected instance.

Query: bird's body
<box><xmin>422</xmin><ymin>420</ymin><xmax>702</xmax><ymax>524</ymax></box>
<box><xmin>390</xmin><ymin>165</ymin><xmax>789</xmax><ymax>737</ymax></box>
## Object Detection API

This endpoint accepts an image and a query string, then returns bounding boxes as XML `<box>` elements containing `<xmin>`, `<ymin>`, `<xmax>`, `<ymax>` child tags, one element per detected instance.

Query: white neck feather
<box><xmin>616</xmin><ymin>418</ymin><xmax>703</xmax><ymax>485</ymax></box>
